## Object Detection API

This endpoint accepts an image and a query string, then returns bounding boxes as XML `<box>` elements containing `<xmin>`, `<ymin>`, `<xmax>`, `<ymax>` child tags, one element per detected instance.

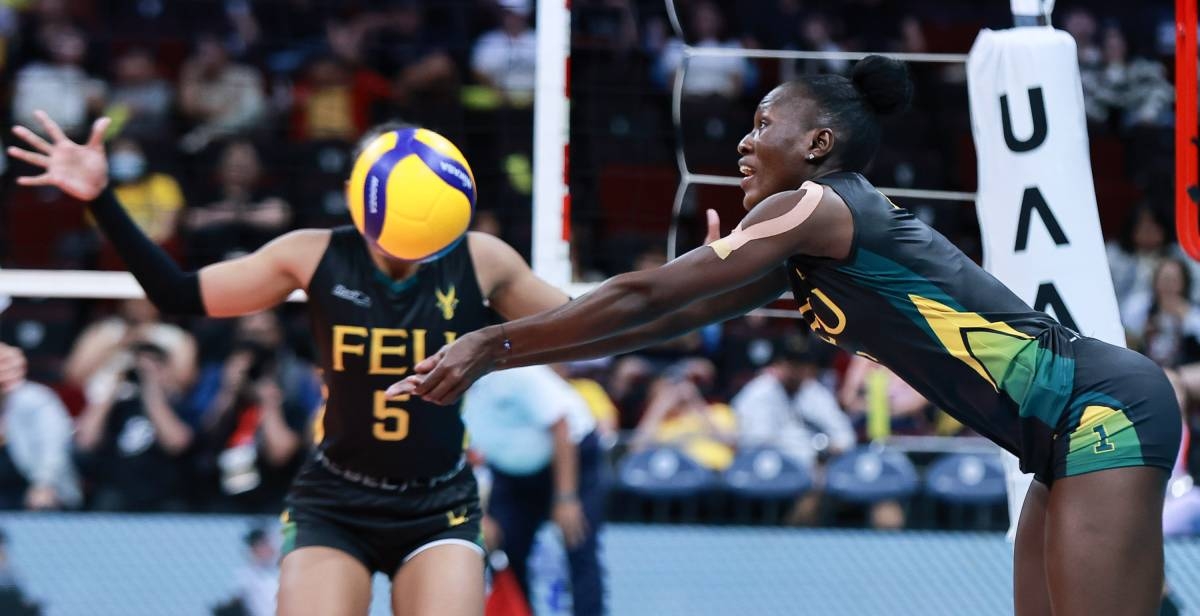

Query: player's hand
<box><xmin>8</xmin><ymin>111</ymin><xmax>111</xmax><ymax>201</ymax></box>
<box><xmin>552</xmin><ymin>496</ymin><xmax>589</xmax><ymax>548</ymax></box>
<box><xmin>703</xmin><ymin>208</ymin><xmax>722</xmax><ymax>244</ymax></box>
<box><xmin>0</xmin><ymin>343</ymin><xmax>27</xmax><ymax>394</ymax></box>
<box><xmin>386</xmin><ymin>330</ymin><xmax>497</xmax><ymax>405</ymax></box>
<box><xmin>24</xmin><ymin>485</ymin><xmax>59</xmax><ymax>511</ymax></box>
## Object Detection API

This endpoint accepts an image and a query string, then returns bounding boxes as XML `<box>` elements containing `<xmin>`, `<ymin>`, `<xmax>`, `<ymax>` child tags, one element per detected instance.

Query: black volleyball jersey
<box><xmin>787</xmin><ymin>172</ymin><xmax>1077</xmax><ymax>470</ymax></box>
<box><xmin>306</xmin><ymin>227</ymin><xmax>489</xmax><ymax>479</ymax></box>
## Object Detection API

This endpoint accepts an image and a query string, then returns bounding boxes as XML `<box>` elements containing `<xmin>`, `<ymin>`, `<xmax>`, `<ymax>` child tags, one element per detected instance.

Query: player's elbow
<box><xmin>606</xmin><ymin>274</ymin><xmax>675</xmax><ymax>321</ymax></box>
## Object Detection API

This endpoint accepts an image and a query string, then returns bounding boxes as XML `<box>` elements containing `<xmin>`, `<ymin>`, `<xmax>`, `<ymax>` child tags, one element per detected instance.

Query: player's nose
<box><xmin>737</xmin><ymin>133</ymin><xmax>753</xmax><ymax>156</ymax></box>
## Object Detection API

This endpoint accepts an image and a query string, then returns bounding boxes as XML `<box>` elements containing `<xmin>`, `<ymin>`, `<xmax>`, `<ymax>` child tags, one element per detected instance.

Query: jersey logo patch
<box><xmin>435</xmin><ymin>286</ymin><xmax>459</xmax><ymax>320</ymax></box>
<box><xmin>447</xmin><ymin>509</ymin><xmax>470</xmax><ymax>528</ymax></box>
<box><xmin>332</xmin><ymin>284</ymin><xmax>372</xmax><ymax>308</ymax></box>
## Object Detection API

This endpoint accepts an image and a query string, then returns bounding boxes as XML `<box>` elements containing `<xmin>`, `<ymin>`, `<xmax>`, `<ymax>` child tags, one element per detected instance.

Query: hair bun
<box><xmin>851</xmin><ymin>55</ymin><xmax>913</xmax><ymax>116</ymax></box>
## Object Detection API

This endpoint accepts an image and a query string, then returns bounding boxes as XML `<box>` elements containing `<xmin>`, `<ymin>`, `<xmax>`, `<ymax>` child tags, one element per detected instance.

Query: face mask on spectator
<box><xmin>109</xmin><ymin>151</ymin><xmax>147</xmax><ymax>183</ymax></box>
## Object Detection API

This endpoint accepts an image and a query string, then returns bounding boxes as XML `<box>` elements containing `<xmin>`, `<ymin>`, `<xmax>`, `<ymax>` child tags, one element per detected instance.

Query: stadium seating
<box><xmin>722</xmin><ymin>446</ymin><xmax>813</xmax><ymax>523</ymax></box>
<box><xmin>617</xmin><ymin>446</ymin><xmax>717</xmax><ymax>522</ymax></box>
<box><xmin>825</xmin><ymin>446</ymin><xmax>920</xmax><ymax>504</ymax></box>
<box><xmin>923</xmin><ymin>452</ymin><xmax>1008</xmax><ymax>529</ymax></box>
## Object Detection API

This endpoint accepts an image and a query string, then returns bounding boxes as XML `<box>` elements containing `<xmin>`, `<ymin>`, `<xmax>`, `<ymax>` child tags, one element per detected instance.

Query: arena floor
<box><xmin>2</xmin><ymin>514</ymin><xmax>1198</xmax><ymax>615</ymax></box>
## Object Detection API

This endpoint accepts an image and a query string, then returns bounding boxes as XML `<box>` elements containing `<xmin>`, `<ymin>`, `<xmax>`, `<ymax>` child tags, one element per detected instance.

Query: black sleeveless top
<box><xmin>787</xmin><ymin>172</ymin><xmax>1076</xmax><ymax>470</ymax></box>
<box><xmin>306</xmin><ymin>227</ymin><xmax>489</xmax><ymax>478</ymax></box>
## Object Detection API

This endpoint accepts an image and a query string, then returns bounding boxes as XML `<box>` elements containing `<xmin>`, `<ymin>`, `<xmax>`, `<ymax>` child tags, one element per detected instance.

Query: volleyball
<box><xmin>346</xmin><ymin>128</ymin><xmax>476</xmax><ymax>262</ymax></box>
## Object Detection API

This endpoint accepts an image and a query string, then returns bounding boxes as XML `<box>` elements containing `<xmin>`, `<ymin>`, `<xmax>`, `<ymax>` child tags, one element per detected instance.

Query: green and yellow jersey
<box><xmin>789</xmin><ymin>172</ymin><xmax>1076</xmax><ymax>474</ymax></box>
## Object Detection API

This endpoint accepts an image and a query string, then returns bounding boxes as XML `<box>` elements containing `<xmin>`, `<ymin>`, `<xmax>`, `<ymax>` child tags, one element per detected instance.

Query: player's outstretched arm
<box><xmin>394</xmin><ymin>184</ymin><xmax>847</xmax><ymax>404</ymax></box>
<box><xmin>506</xmin><ymin>268</ymin><xmax>787</xmax><ymax>366</ymax></box>
<box><xmin>473</xmin><ymin>207</ymin><xmax>726</xmax><ymax>320</ymax></box>
<box><xmin>8</xmin><ymin>111</ymin><xmax>322</xmax><ymax>318</ymax></box>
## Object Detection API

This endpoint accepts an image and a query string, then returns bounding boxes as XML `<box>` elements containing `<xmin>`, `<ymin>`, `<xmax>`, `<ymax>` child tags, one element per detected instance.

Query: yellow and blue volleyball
<box><xmin>346</xmin><ymin>128</ymin><xmax>475</xmax><ymax>262</ymax></box>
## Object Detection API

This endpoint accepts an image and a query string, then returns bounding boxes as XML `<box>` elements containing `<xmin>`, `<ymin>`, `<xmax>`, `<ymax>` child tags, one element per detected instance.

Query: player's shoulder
<box><xmin>466</xmin><ymin>230</ymin><xmax>517</xmax><ymax>255</ymax></box>
<box><xmin>466</xmin><ymin>231</ymin><xmax>527</xmax><ymax>272</ymax></box>
<box><xmin>270</xmin><ymin>228</ymin><xmax>335</xmax><ymax>252</ymax></box>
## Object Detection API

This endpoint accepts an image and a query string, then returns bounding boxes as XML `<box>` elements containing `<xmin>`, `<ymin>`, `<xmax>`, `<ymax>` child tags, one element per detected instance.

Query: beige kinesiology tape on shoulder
<box><xmin>708</xmin><ymin>182</ymin><xmax>825</xmax><ymax>260</ymax></box>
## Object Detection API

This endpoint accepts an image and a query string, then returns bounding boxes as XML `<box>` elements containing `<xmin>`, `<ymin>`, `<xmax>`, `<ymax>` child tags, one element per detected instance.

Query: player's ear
<box><xmin>809</xmin><ymin>127</ymin><xmax>835</xmax><ymax>162</ymax></box>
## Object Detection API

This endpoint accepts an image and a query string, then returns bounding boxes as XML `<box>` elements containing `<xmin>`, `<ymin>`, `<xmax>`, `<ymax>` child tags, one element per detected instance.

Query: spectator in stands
<box><xmin>101</xmin><ymin>137</ymin><xmax>184</xmax><ymax>248</ymax></box>
<box><xmin>0</xmin><ymin>344</ymin><xmax>22</xmax><ymax>396</ymax></box>
<box><xmin>716</xmin><ymin>313</ymin><xmax>788</xmax><ymax>399</ymax></box>
<box><xmin>1062</xmin><ymin>7</ymin><xmax>1102</xmax><ymax>69</ymax></box>
<box><xmin>732</xmin><ymin>335</ymin><xmax>854</xmax><ymax>470</ymax></box>
<box><xmin>471</xmin><ymin>0</ymin><xmax>538</xmax><ymax>107</ymax></box>
<box><xmin>738</xmin><ymin>0</ymin><xmax>803</xmax><ymax>50</ymax></box>
<box><xmin>234</xmin><ymin>526</ymin><xmax>279</xmax><ymax>616</ymax></box>
<box><xmin>178</xmin><ymin>33</ymin><xmax>267</xmax><ymax>153</ymax></box>
<box><xmin>288</xmin><ymin>54</ymin><xmax>392</xmax><ymax>143</ymax></box>
<box><xmin>74</xmin><ymin>341</ymin><xmax>195</xmax><ymax>511</ymax></box>
<box><xmin>838</xmin><ymin>355</ymin><xmax>931</xmax><ymax>439</ymax></box>
<box><xmin>1122</xmin><ymin>258</ymin><xmax>1200</xmax><ymax>368</ymax></box>
<box><xmin>1107</xmin><ymin>204</ymin><xmax>1200</xmax><ymax>310</ymax></box>
<box><xmin>606</xmin><ymin>355</ymin><xmax>655</xmax><ymax>429</ymax></box>
<box><xmin>192</xmin><ymin>311</ymin><xmax>318</xmax><ymax>512</ymax></box>
<box><xmin>358</xmin><ymin>0</ymin><xmax>458</xmax><ymax>106</ymax></box>
<box><xmin>656</xmin><ymin>1</ymin><xmax>752</xmax><ymax>100</ymax></box>
<box><xmin>11</xmin><ymin>23</ymin><xmax>106</xmax><ymax>140</ymax></box>
<box><xmin>792</xmin><ymin>14</ymin><xmax>850</xmax><ymax>76</ymax></box>
<box><xmin>1079</xmin><ymin>25</ymin><xmax>1173</xmax><ymax>130</ymax></box>
<box><xmin>105</xmin><ymin>47</ymin><xmax>174</xmax><ymax>143</ymax></box>
<box><xmin>0</xmin><ymin>343</ymin><xmax>80</xmax><ymax>510</ymax></box>
<box><xmin>64</xmin><ymin>298</ymin><xmax>197</xmax><ymax>408</ymax></box>
<box><xmin>630</xmin><ymin>368</ymin><xmax>737</xmax><ymax>471</ymax></box>
<box><xmin>183</xmin><ymin>140</ymin><xmax>292</xmax><ymax>266</ymax></box>
<box><xmin>464</xmin><ymin>365</ymin><xmax>606</xmax><ymax>616</ymax></box>
<box><xmin>552</xmin><ymin>363</ymin><xmax>620</xmax><ymax>440</ymax></box>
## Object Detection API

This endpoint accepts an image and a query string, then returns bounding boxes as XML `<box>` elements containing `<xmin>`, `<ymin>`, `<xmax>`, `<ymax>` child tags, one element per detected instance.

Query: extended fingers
<box><xmin>7</xmin><ymin>146</ymin><xmax>49</xmax><ymax>168</ymax></box>
<box><xmin>11</xmin><ymin>125</ymin><xmax>52</xmax><ymax>154</ymax></box>
<box><xmin>86</xmin><ymin>117</ymin><xmax>112</xmax><ymax>149</ymax></box>
<box><xmin>15</xmin><ymin>173</ymin><xmax>54</xmax><ymax>187</ymax></box>
<box><xmin>33</xmin><ymin>110</ymin><xmax>68</xmax><ymax>143</ymax></box>
<box><xmin>414</xmin><ymin>348</ymin><xmax>445</xmax><ymax>374</ymax></box>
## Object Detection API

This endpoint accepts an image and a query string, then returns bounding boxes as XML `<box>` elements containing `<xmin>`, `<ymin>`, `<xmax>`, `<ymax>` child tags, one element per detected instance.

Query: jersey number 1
<box><xmin>373</xmin><ymin>390</ymin><xmax>410</xmax><ymax>441</ymax></box>
<box><xmin>1093</xmin><ymin>424</ymin><xmax>1115</xmax><ymax>453</ymax></box>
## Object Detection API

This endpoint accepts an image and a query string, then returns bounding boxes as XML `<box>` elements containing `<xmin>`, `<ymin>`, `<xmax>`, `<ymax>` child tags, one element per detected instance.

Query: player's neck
<box><xmin>366</xmin><ymin>243</ymin><xmax>420</xmax><ymax>281</ymax></box>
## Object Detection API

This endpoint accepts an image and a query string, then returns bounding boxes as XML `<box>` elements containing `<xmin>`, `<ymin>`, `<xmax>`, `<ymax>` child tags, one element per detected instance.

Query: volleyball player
<box><xmin>397</xmin><ymin>56</ymin><xmax>1181</xmax><ymax>616</ymax></box>
<box><xmin>6</xmin><ymin>111</ymin><xmax>592</xmax><ymax>616</ymax></box>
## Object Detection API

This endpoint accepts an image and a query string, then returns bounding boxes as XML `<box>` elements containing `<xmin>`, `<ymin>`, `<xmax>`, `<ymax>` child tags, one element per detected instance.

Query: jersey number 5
<box><xmin>373</xmin><ymin>390</ymin><xmax>410</xmax><ymax>441</ymax></box>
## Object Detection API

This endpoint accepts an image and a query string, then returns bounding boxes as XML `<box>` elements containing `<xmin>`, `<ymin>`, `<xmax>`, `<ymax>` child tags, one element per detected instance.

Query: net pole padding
<box><xmin>1176</xmin><ymin>0</ymin><xmax>1200</xmax><ymax>261</ymax></box>
<box><xmin>531</xmin><ymin>0</ymin><xmax>572</xmax><ymax>287</ymax></box>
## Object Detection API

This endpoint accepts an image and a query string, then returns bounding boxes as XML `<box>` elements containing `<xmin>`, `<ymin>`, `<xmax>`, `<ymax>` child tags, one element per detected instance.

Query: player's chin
<box><xmin>741</xmin><ymin>187</ymin><xmax>764</xmax><ymax>211</ymax></box>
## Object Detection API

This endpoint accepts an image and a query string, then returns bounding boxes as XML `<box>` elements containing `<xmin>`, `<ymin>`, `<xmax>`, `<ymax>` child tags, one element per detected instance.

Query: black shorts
<box><xmin>280</xmin><ymin>456</ymin><xmax>484</xmax><ymax>576</ymax></box>
<box><xmin>1036</xmin><ymin>337</ymin><xmax>1182</xmax><ymax>484</ymax></box>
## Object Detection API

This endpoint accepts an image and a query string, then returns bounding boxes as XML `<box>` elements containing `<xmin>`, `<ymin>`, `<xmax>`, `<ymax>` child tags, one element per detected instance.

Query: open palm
<box><xmin>8</xmin><ymin>111</ymin><xmax>111</xmax><ymax>201</ymax></box>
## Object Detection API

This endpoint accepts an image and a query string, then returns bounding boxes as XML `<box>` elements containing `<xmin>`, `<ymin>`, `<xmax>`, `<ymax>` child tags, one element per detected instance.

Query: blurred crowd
<box><xmin>0</xmin><ymin>0</ymin><xmax>1191</xmax><ymax>535</ymax></box>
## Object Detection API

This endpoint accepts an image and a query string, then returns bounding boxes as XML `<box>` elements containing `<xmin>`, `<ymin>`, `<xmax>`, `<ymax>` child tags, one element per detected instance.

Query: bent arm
<box><xmin>468</xmin><ymin>232</ymin><xmax>570</xmax><ymax>319</ymax></box>
<box><xmin>90</xmin><ymin>188</ymin><xmax>326</xmax><ymax>318</ymax></box>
